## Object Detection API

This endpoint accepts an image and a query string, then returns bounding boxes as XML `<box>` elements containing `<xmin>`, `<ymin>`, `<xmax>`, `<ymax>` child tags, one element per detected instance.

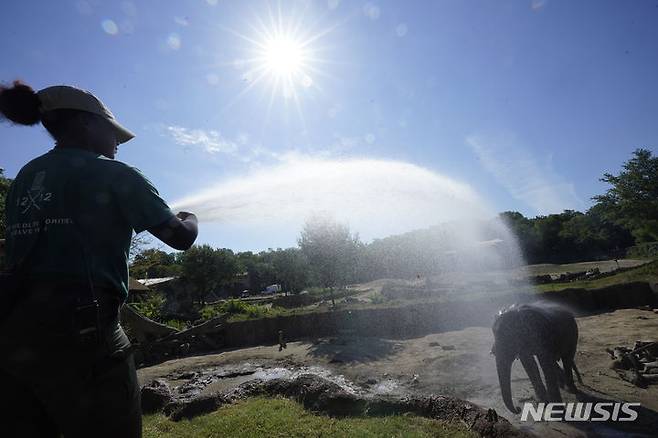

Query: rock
<box><xmin>610</xmin><ymin>359</ymin><xmax>625</xmax><ymax>370</ymax></box>
<box><xmin>166</xmin><ymin>394</ymin><xmax>229</xmax><ymax>421</ymax></box>
<box><xmin>258</xmin><ymin>374</ymin><xmax>366</xmax><ymax>417</ymax></box>
<box><xmin>533</xmin><ymin>274</ymin><xmax>553</xmax><ymax>284</ymax></box>
<box><xmin>389</xmin><ymin>395</ymin><xmax>527</xmax><ymax>437</ymax></box>
<box><xmin>428</xmin><ymin>342</ymin><xmax>440</xmax><ymax>347</ymax></box>
<box><xmin>156</xmin><ymin>373</ymin><xmax>528</xmax><ymax>436</ymax></box>
<box><xmin>141</xmin><ymin>379</ymin><xmax>175</xmax><ymax>414</ymax></box>
<box><xmin>643</xmin><ymin>361</ymin><xmax>658</xmax><ymax>373</ymax></box>
<box><xmin>441</xmin><ymin>345</ymin><xmax>455</xmax><ymax>351</ymax></box>
<box><xmin>585</xmin><ymin>267</ymin><xmax>601</xmax><ymax>277</ymax></box>
<box><xmin>616</xmin><ymin>369</ymin><xmax>648</xmax><ymax>388</ymax></box>
<box><xmin>365</xmin><ymin>378</ymin><xmax>377</xmax><ymax>385</ymax></box>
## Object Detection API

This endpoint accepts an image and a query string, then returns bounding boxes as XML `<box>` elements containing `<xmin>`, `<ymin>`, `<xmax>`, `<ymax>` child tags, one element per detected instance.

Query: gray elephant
<box><xmin>492</xmin><ymin>302</ymin><xmax>582</xmax><ymax>413</ymax></box>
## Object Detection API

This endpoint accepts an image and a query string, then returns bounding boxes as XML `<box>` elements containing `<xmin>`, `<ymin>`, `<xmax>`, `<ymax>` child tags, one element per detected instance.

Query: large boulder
<box><xmin>140</xmin><ymin>379</ymin><xmax>175</xmax><ymax>414</ymax></box>
<box><xmin>161</xmin><ymin>373</ymin><xmax>528</xmax><ymax>437</ymax></box>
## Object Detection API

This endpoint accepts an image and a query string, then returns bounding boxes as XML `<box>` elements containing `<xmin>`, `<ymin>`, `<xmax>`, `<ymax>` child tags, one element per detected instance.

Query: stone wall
<box><xmin>219</xmin><ymin>282</ymin><xmax>657</xmax><ymax>349</ymax></box>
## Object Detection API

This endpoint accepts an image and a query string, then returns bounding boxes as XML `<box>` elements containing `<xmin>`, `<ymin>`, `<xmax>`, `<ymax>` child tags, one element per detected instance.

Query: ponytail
<box><xmin>0</xmin><ymin>80</ymin><xmax>41</xmax><ymax>126</ymax></box>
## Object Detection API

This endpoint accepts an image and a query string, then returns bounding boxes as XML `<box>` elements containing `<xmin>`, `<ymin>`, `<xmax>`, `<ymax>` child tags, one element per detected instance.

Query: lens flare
<box><xmin>216</xmin><ymin>3</ymin><xmax>341</xmax><ymax>123</ymax></box>
<box><xmin>263</xmin><ymin>36</ymin><xmax>304</xmax><ymax>76</ymax></box>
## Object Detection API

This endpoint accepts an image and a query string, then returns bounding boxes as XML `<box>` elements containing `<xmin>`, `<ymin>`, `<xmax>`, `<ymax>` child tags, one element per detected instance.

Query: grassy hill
<box><xmin>536</xmin><ymin>260</ymin><xmax>658</xmax><ymax>292</ymax></box>
<box><xmin>143</xmin><ymin>397</ymin><xmax>476</xmax><ymax>438</ymax></box>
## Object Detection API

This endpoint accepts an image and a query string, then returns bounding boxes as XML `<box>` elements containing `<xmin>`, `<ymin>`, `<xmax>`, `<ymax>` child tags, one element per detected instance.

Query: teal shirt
<box><xmin>5</xmin><ymin>148</ymin><xmax>175</xmax><ymax>298</ymax></box>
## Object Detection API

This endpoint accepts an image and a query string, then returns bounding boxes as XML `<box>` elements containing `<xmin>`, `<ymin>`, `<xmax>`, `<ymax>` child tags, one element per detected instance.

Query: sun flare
<box><xmin>263</xmin><ymin>36</ymin><xmax>304</xmax><ymax>76</ymax></box>
<box><xmin>221</xmin><ymin>4</ymin><xmax>338</xmax><ymax>120</ymax></box>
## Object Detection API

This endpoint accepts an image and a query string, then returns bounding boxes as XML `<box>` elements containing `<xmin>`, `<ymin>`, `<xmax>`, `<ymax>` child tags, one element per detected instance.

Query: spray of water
<box><xmin>172</xmin><ymin>156</ymin><xmax>532</xmax><ymax>416</ymax></box>
<box><xmin>177</xmin><ymin>158</ymin><xmax>484</xmax><ymax>235</ymax></box>
<box><xmin>173</xmin><ymin>157</ymin><xmax>525</xmax><ymax>272</ymax></box>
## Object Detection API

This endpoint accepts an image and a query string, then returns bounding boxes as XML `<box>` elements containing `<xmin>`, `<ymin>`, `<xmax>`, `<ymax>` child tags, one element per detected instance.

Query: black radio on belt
<box><xmin>73</xmin><ymin>298</ymin><xmax>100</xmax><ymax>348</ymax></box>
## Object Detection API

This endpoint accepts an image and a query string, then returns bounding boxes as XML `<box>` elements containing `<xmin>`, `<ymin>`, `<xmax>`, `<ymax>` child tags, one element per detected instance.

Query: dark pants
<box><xmin>0</xmin><ymin>282</ymin><xmax>142</xmax><ymax>437</ymax></box>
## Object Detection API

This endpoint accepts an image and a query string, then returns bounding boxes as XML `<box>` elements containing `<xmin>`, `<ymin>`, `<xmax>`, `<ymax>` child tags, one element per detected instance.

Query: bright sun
<box><xmin>235</xmin><ymin>25</ymin><xmax>317</xmax><ymax>104</ymax></box>
<box><xmin>263</xmin><ymin>36</ymin><xmax>304</xmax><ymax>76</ymax></box>
<box><xmin>222</xmin><ymin>6</ymin><xmax>336</xmax><ymax>120</ymax></box>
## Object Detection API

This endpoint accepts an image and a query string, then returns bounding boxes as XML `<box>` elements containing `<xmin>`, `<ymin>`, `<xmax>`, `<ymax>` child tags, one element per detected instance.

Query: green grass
<box><xmin>536</xmin><ymin>259</ymin><xmax>658</xmax><ymax>292</ymax></box>
<box><xmin>143</xmin><ymin>397</ymin><xmax>476</xmax><ymax>438</ymax></box>
<box><xmin>165</xmin><ymin>319</ymin><xmax>189</xmax><ymax>331</ymax></box>
<box><xmin>200</xmin><ymin>300</ymin><xmax>290</xmax><ymax>322</ymax></box>
<box><xmin>368</xmin><ymin>292</ymin><xmax>387</xmax><ymax>305</ymax></box>
<box><xmin>525</xmin><ymin>259</ymin><xmax>651</xmax><ymax>276</ymax></box>
<box><xmin>130</xmin><ymin>292</ymin><xmax>166</xmax><ymax>321</ymax></box>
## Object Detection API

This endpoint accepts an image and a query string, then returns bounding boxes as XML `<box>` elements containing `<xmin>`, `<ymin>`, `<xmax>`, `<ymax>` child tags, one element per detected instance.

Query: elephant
<box><xmin>492</xmin><ymin>302</ymin><xmax>582</xmax><ymax>414</ymax></box>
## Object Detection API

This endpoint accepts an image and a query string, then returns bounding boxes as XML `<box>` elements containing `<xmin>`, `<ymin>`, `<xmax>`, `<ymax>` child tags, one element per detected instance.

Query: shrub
<box><xmin>369</xmin><ymin>293</ymin><xmax>386</xmax><ymax>305</ymax></box>
<box><xmin>131</xmin><ymin>293</ymin><xmax>166</xmax><ymax>322</ymax></box>
<box><xmin>165</xmin><ymin>319</ymin><xmax>188</xmax><ymax>331</ymax></box>
<box><xmin>627</xmin><ymin>242</ymin><xmax>658</xmax><ymax>259</ymax></box>
<box><xmin>200</xmin><ymin>299</ymin><xmax>272</xmax><ymax>322</ymax></box>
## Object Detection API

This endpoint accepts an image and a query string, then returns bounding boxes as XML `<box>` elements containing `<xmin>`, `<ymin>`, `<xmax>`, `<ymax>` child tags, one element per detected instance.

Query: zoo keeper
<box><xmin>0</xmin><ymin>81</ymin><xmax>198</xmax><ymax>437</ymax></box>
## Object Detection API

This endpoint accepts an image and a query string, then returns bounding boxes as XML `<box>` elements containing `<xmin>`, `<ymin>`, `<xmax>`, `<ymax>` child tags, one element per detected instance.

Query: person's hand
<box><xmin>176</xmin><ymin>211</ymin><xmax>197</xmax><ymax>223</ymax></box>
<box><xmin>149</xmin><ymin>212</ymin><xmax>198</xmax><ymax>250</ymax></box>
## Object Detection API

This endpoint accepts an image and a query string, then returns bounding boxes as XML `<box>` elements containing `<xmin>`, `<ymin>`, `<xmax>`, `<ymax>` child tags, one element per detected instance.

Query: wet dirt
<box><xmin>138</xmin><ymin>308</ymin><xmax>658</xmax><ymax>437</ymax></box>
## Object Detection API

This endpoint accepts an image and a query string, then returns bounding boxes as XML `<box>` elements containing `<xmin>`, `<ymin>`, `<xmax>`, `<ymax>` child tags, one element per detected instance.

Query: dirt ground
<box><xmin>139</xmin><ymin>308</ymin><xmax>658</xmax><ymax>437</ymax></box>
<box><xmin>523</xmin><ymin>259</ymin><xmax>650</xmax><ymax>276</ymax></box>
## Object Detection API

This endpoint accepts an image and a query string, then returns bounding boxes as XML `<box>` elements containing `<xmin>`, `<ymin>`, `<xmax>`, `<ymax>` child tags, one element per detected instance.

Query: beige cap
<box><xmin>37</xmin><ymin>85</ymin><xmax>135</xmax><ymax>144</ymax></box>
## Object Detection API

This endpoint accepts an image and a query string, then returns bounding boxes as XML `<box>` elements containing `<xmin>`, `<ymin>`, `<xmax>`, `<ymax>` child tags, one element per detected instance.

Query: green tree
<box><xmin>214</xmin><ymin>248</ymin><xmax>241</xmax><ymax>292</ymax></box>
<box><xmin>130</xmin><ymin>248</ymin><xmax>180</xmax><ymax>279</ymax></box>
<box><xmin>272</xmin><ymin>248</ymin><xmax>309</xmax><ymax>294</ymax></box>
<box><xmin>235</xmin><ymin>250</ymin><xmax>275</xmax><ymax>293</ymax></box>
<box><xmin>532</xmin><ymin>210</ymin><xmax>582</xmax><ymax>262</ymax></box>
<box><xmin>585</xmin><ymin>203</ymin><xmax>634</xmax><ymax>253</ymax></box>
<box><xmin>179</xmin><ymin>245</ymin><xmax>239</xmax><ymax>302</ymax></box>
<box><xmin>298</xmin><ymin>216</ymin><xmax>360</xmax><ymax>306</ymax></box>
<box><xmin>593</xmin><ymin>148</ymin><xmax>658</xmax><ymax>243</ymax></box>
<box><xmin>129</xmin><ymin>232</ymin><xmax>153</xmax><ymax>261</ymax></box>
<box><xmin>245</xmin><ymin>259</ymin><xmax>277</xmax><ymax>293</ymax></box>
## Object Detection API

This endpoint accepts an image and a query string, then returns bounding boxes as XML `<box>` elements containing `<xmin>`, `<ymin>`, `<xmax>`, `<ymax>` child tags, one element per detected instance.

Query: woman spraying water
<box><xmin>0</xmin><ymin>81</ymin><xmax>198</xmax><ymax>437</ymax></box>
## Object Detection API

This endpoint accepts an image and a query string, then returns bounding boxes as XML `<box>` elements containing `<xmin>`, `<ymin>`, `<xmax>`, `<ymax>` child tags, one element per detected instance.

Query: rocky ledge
<box><xmin>141</xmin><ymin>373</ymin><xmax>529</xmax><ymax>438</ymax></box>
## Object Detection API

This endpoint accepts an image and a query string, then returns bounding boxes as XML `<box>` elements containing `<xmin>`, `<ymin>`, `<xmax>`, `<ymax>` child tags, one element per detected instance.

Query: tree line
<box><xmin>502</xmin><ymin>148</ymin><xmax>657</xmax><ymax>263</ymax></box>
<box><xmin>2</xmin><ymin>149</ymin><xmax>656</xmax><ymax>297</ymax></box>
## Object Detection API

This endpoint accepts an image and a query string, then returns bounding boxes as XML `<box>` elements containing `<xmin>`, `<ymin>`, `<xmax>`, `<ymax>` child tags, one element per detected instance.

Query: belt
<box><xmin>21</xmin><ymin>280</ymin><xmax>122</xmax><ymax>328</ymax></box>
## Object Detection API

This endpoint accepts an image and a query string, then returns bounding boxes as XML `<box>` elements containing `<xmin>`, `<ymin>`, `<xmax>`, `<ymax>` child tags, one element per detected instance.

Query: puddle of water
<box><xmin>371</xmin><ymin>379</ymin><xmax>401</xmax><ymax>395</ymax></box>
<box><xmin>171</xmin><ymin>364</ymin><xmax>368</xmax><ymax>399</ymax></box>
<box><xmin>199</xmin><ymin>374</ymin><xmax>260</xmax><ymax>397</ymax></box>
<box><xmin>253</xmin><ymin>367</ymin><xmax>293</xmax><ymax>381</ymax></box>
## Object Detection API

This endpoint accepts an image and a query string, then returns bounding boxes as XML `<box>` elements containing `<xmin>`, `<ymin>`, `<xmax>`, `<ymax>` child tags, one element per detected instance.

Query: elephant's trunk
<box><xmin>496</xmin><ymin>353</ymin><xmax>520</xmax><ymax>414</ymax></box>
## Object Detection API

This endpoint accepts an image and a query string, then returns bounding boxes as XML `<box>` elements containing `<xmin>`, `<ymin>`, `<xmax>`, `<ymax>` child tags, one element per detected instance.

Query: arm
<box><xmin>113</xmin><ymin>166</ymin><xmax>198</xmax><ymax>250</ymax></box>
<box><xmin>148</xmin><ymin>211</ymin><xmax>198</xmax><ymax>251</ymax></box>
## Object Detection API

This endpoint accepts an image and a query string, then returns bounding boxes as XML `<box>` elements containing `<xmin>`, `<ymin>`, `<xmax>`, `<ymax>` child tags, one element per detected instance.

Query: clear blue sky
<box><xmin>2</xmin><ymin>0</ymin><xmax>657</xmax><ymax>251</ymax></box>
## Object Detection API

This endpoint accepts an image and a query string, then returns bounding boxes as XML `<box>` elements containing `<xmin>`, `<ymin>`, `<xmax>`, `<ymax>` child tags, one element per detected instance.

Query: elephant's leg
<box><xmin>538</xmin><ymin>354</ymin><xmax>562</xmax><ymax>403</ymax></box>
<box><xmin>554</xmin><ymin>362</ymin><xmax>566</xmax><ymax>388</ymax></box>
<box><xmin>572</xmin><ymin>362</ymin><xmax>583</xmax><ymax>384</ymax></box>
<box><xmin>519</xmin><ymin>353</ymin><xmax>547</xmax><ymax>401</ymax></box>
<box><xmin>565</xmin><ymin>318</ymin><xmax>582</xmax><ymax>385</ymax></box>
<box><xmin>561</xmin><ymin>355</ymin><xmax>578</xmax><ymax>393</ymax></box>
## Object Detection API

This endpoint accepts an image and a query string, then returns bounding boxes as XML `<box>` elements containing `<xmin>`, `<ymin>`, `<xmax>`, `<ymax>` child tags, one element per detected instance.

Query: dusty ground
<box><xmin>523</xmin><ymin>259</ymin><xmax>650</xmax><ymax>276</ymax></box>
<box><xmin>139</xmin><ymin>308</ymin><xmax>658</xmax><ymax>437</ymax></box>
